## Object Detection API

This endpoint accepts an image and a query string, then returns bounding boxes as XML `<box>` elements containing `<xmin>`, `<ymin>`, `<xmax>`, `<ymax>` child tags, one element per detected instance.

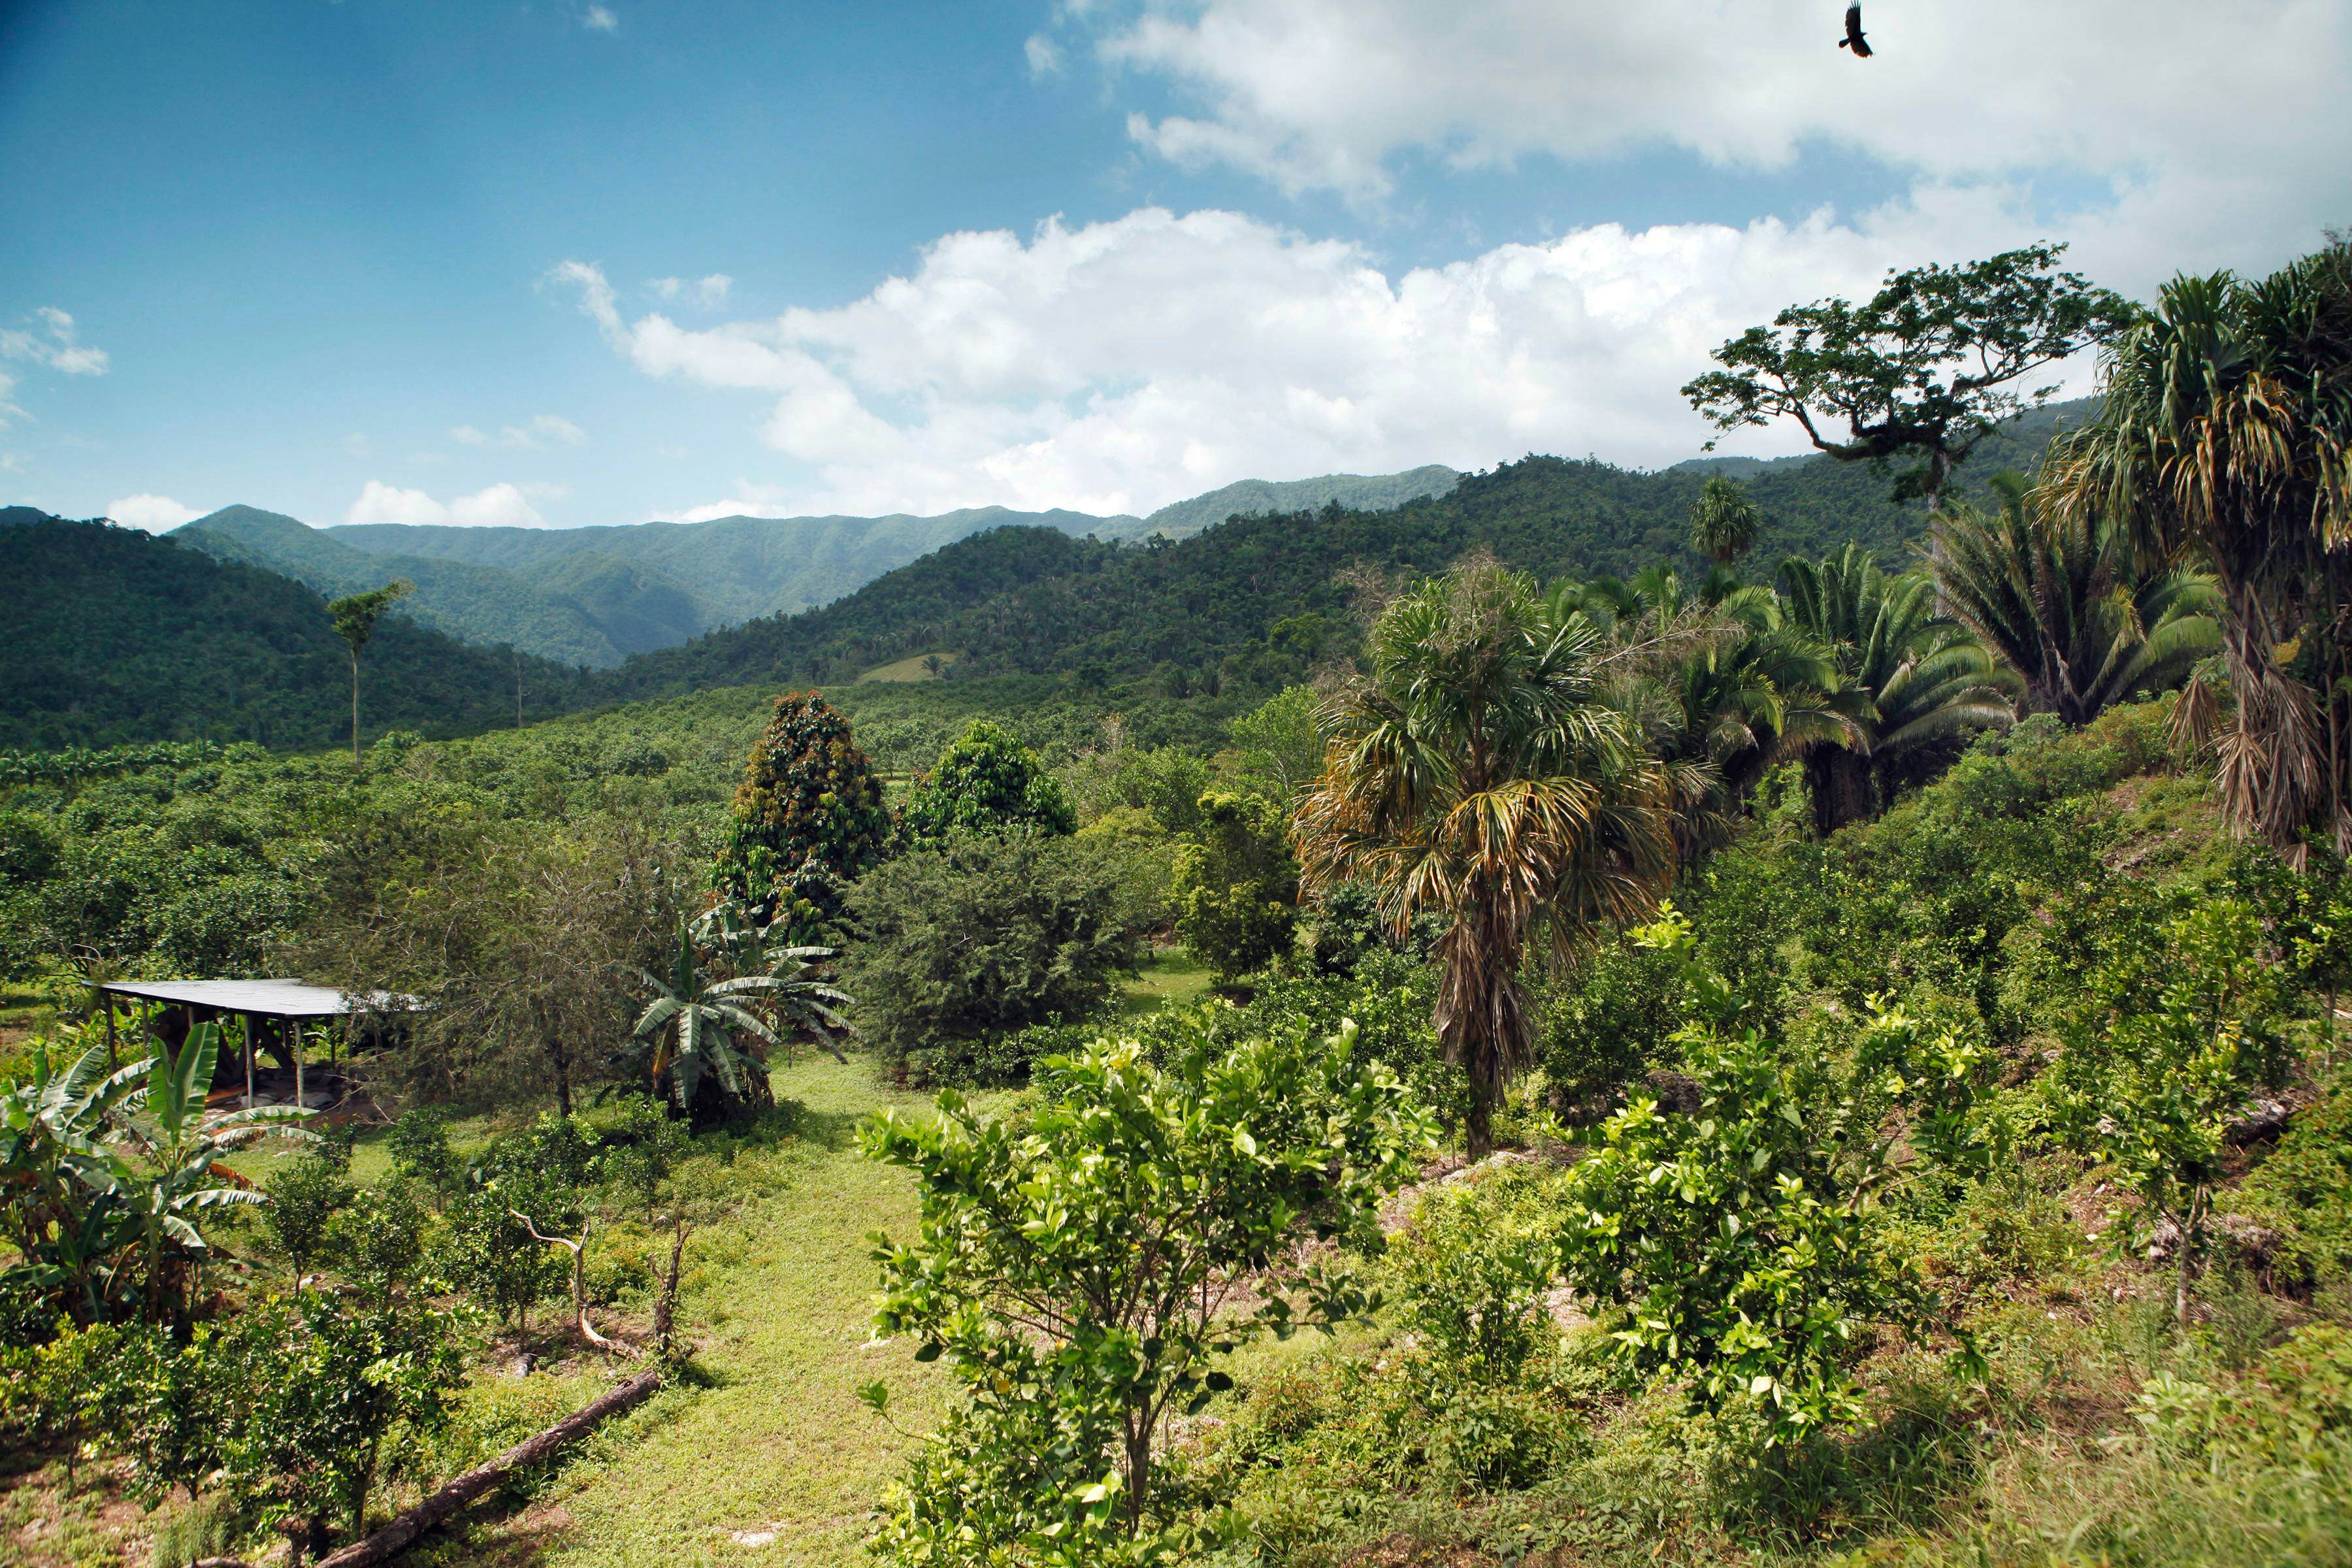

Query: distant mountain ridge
<box><xmin>165</xmin><ymin>466</ymin><xmax>1462</xmax><ymax>666</ymax></box>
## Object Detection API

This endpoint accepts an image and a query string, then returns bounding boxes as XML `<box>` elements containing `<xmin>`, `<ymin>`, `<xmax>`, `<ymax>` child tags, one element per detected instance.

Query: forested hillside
<box><xmin>604</xmin><ymin>402</ymin><xmax>2082</xmax><ymax>700</ymax></box>
<box><xmin>0</xmin><ymin>514</ymin><xmax>591</xmax><ymax>750</ymax></box>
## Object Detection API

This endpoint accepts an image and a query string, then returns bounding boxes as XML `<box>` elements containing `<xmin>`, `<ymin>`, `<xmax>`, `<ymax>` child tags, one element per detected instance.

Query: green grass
<box><xmin>1119</xmin><ymin>946</ymin><xmax>1216</xmax><ymax>1019</ymax></box>
<box><xmin>435</xmin><ymin>1054</ymin><xmax>955</xmax><ymax>1568</ymax></box>
<box><xmin>855</xmin><ymin>651</ymin><xmax>958</xmax><ymax>683</ymax></box>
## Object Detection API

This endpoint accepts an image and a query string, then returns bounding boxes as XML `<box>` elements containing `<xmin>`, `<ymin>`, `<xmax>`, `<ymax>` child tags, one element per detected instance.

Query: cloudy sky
<box><xmin>3</xmin><ymin>0</ymin><xmax>2345</xmax><ymax>531</ymax></box>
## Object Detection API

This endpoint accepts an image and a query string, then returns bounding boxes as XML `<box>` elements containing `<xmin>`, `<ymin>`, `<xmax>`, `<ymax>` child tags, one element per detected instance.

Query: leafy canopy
<box><xmin>899</xmin><ymin>719</ymin><xmax>1077</xmax><ymax>849</ymax></box>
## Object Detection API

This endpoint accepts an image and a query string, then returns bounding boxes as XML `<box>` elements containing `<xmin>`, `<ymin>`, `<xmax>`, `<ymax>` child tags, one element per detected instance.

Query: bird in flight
<box><xmin>1838</xmin><ymin>3</ymin><xmax>1873</xmax><ymax>56</ymax></box>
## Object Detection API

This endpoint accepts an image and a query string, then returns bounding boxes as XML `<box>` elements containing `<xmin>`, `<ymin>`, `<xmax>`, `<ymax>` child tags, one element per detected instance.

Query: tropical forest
<box><xmin>6</xmin><ymin>6</ymin><xmax>2352</xmax><ymax>1567</ymax></box>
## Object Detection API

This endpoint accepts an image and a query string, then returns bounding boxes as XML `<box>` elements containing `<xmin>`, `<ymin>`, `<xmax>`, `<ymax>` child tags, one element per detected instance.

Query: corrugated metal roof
<box><xmin>99</xmin><ymin>979</ymin><xmax>416</xmax><ymax>1019</ymax></box>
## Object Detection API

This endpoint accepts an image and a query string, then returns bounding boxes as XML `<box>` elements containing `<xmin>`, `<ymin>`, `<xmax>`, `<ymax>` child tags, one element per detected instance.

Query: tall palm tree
<box><xmin>1780</xmin><ymin>546</ymin><xmax>2017</xmax><ymax>834</ymax></box>
<box><xmin>1686</xmin><ymin>476</ymin><xmax>1764</xmax><ymax>565</ymax></box>
<box><xmin>2042</xmin><ymin>242</ymin><xmax>2352</xmax><ymax>859</ymax></box>
<box><xmin>327</xmin><ymin>580</ymin><xmax>414</xmax><ymax>768</ymax></box>
<box><xmin>1294</xmin><ymin>557</ymin><xmax>1678</xmax><ymax>1156</ymax></box>
<box><xmin>1932</xmin><ymin>472</ymin><xmax>2221</xmax><ymax>725</ymax></box>
<box><xmin>629</xmin><ymin>913</ymin><xmax>849</xmax><ymax>1117</ymax></box>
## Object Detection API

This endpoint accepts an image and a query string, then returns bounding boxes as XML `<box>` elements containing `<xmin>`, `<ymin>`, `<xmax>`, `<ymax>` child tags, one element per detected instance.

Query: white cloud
<box><xmin>450</xmin><ymin>414</ymin><xmax>586</xmax><ymax>449</ymax></box>
<box><xmin>1024</xmin><ymin>33</ymin><xmax>1064</xmax><ymax>76</ymax></box>
<box><xmin>647</xmin><ymin>273</ymin><xmax>734</xmax><ymax>308</ymax></box>
<box><xmin>107</xmin><ymin>493</ymin><xmax>199</xmax><ymax>532</ymax></box>
<box><xmin>0</xmin><ymin>307</ymin><xmax>110</xmax><ymax>376</ymax></box>
<box><xmin>1079</xmin><ymin>0</ymin><xmax>2351</xmax><ymax>283</ymax></box>
<box><xmin>664</xmin><ymin>481</ymin><xmax>795</xmax><ymax>524</ymax></box>
<box><xmin>583</xmin><ymin>5</ymin><xmax>618</xmax><ymax>31</ymax></box>
<box><xmin>558</xmin><ymin>201</ymin><xmax>2050</xmax><ymax>519</ymax></box>
<box><xmin>346</xmin><ymin>480</ymin><xmax>552</xmax><ymax>529</ymax></box>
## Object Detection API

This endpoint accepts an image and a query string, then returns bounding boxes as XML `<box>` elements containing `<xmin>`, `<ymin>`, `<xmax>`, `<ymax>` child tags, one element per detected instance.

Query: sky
<box><xmin>2</xmin><ymin>0</ymin><xmax>2346</xmax><ymax>532</ymax></box>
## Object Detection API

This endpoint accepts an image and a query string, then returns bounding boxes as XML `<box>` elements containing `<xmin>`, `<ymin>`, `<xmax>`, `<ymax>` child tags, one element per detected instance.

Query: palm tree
<box><xmin>327</xmin><ymin>579</ymin><xmax>415</xmax><ymax>768</ymax></box>
<box><xmin>2041</xmin><ymin>242</ymin><xmax>2352</xmax><ymax>859</ymax></box>
<box><xmin>1686</xmin><ymin>476</ymin><xmax>1763</xmax><ymax>565</ymax></box>
<box><xmin>1780</xmin><ymin>546</ymin><xmax>2017</xmax><ymax>834</ymax></box>
<box><xmin>629</xmin><ymin>913</ymin><xmax>849</xmax><ymax>1118</ymax></box>
<box><xmin>1564</xmin><ymin>566</ymin><xmax>1856</xmax><ymax>857</ymax></box>
<box><xmin>1294</xmin><ymin>556</ymin><xmax>1678</xmax><ymax>1156</ymax></box>
<box><xmin>1932</xmin><ymin>472</ymin><xmax>2221</xmax><ymax>725</ymax></box>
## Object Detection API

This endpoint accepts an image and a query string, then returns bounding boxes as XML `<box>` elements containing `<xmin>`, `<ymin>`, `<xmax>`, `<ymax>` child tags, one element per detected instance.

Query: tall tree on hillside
<box><xmin>1686</xmin><ymin>476</ymin><xmax>1765</xmax><ymax>564</ymax></box>
<box><xmin>1931</xmin><ymin>472</ymin><xmax>2220</xmax><ymax>727</ymax></box>
<box><xmin>327</xmin><ymin>580</ymin><xmax>414</xmax><ymax>767</ymax></box>
<box><xmin>714</xmin><ymin>692</ymin><xmax>891</xmax><ymax>938</ymax></box>
<box><xmin>1779</xmin><ymin>546</ymin><xmax>2016</xmax><ymax>834</ymax></box>
<box><xmin>1684</xmin><ymin>244</ymin><xmax>2137</xmax><ymax>513</ymax></box>
<box><xmin>1295</xmin><ymin>557</ymin><xmax>1679</xmax><ymax>1156</ymax></box>
<box><xmin>2042</xmin><ymin>240</ymin><xmax>2352</xmax><ymax>860</ymax></box>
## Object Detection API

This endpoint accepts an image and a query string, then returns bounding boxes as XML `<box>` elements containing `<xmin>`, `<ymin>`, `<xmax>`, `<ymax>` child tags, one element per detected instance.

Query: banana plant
<box><xmin>629</xmin><ymin>917</ymin><xmax>850</xmax><ymax>1115</ymax></box>
<box><xmin>0</xmin><ymin>1037</ymin><xmax>146</xmax><ymax>1321</ymax></box>
<box><xmin>108</xmin><ymin>1022</ymin><xmax>315</xmax><ymax>1319</ymax></box>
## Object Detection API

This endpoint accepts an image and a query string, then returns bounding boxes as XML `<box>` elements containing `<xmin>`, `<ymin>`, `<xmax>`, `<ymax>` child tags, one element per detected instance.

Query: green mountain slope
<box><xmin>1136</xmin><ymin>464</ymin><xmax>1461</xmax><ymax>539</ymax></box>
<box><xmin>597</xmin><ymin>404</ymin><xmax>2086</xmax><ymax>704</ymax></box>
<box><xmin>0</xmin><ymin>514</ymin><xmax>591</xmax><ymax>750</ymax></box>
<box><xmin>178</xmin><ymin>506</ymin><xmax>629</xmax><ymax>666</ymax></box>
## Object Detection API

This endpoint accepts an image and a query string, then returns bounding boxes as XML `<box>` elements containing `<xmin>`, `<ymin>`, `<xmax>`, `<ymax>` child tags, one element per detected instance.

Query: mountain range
<box><xmin>165</xmin><ymin>466</ymin><xmax>1464</xmax><ymax>667</ymax></box>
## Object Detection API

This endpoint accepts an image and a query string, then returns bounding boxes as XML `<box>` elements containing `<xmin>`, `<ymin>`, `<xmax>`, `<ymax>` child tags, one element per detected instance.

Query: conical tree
<box><xmin>1295</xmin><ymin>556</ymin><xmax>1678</xmax><ymax>1156</ymax></box>
<box><xmin>714</xmin><ymin>693</ymin><xmax>891</xmax><ymax>938</ymax></box>
<box><xmin>1931</xmin><ymin>472</ymin><xmax>2220</xmax><ymax>726</ymax></box>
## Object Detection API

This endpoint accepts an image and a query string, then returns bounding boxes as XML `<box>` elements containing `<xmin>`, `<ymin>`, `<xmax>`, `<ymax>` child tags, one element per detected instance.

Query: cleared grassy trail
<box><xmin>461</xmin><ymin>1056</ymin><xmax>949</xmax><ymax>1568</ymax></box>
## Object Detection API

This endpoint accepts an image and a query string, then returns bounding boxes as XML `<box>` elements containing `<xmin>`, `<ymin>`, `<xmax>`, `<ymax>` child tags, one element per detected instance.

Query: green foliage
<box><xmin>1171</xmin><ymin>790</ymin><xmax>1299</xmax><ymax>981</ymax></box>
<box><xmin>2046</xmin><ymin>898</ymin><xmax>2296</xmax><ymax>1317</ymax></box>
<box><xmin>598</xmin><ymin>1092</ymin><xmax>694</xmax><ymax>1218</ymax></box>
<box><xmin>841</xmin><ymin>834</ymin><xmax>1147</xmax><ymax>1083</ymax></box>
<box><xmin>1552</xmin><ymin>911</ymin><xmax>1959</xmax><ymax>1447</ymax></box>
<box><xmin>713</xmin><ymin>691</ymin><xmax>890</xmax><ymax>934</ymax></box>
<box><xmin>1061</xmin><ymin>743</ymin><xmax>1215</xmax><ymax>837</ymax></box>
<box><xmin>1686</xmin><ymin>476</ymin><xmax>1763</xmax><ymax>564</ymax></box>
<box><xmin>898</xmin><ymin>719</ymin><xmax>1077</xmax><ymax>849</ymax></box>
<box><xmin>623</xmin><ymin>914</ymin><xmax>848</xmax><ymax>1119</ymax></box>
<box><xmin>261</xmin><ymin>1150</ymin><xmax>356</xmax><ymax>1278</ymax></box>
<box><xmin>385</xmin><ymin>1107</ymin><xmax>462</xmax><ymax>1197</ymax></box>
<box><xmin>860</xmin><ymin>1020</ymin><xmax>1433</xmax><ymax>1559</ymax></box>
<box><xmin>1684</xmin><ymin>242</ymin><xmax>2136</xmax><ymax>507</ymax></box>
<box><xmin>1221</xmin><ymin>685</ymin><xmax>1325</xmax><ymax>811</ymax></box>
<box><xmin>0</xmin><ymin>516</ymin><xmax>589</xmax><ymax>750</ymax></box>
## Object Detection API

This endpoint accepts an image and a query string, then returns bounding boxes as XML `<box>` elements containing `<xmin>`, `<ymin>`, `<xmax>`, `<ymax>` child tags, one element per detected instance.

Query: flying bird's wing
<box><xmin>1840</xmin><ymin>5</ymin><xmax>1873</xmax><ymax>55</ymax></box>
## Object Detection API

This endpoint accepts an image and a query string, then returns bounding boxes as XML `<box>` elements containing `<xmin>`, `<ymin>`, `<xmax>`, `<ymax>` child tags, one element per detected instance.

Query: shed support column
<box><xmin>244</xmin><ymin>1013</ymin><xmax>255</xmax><ymax>1107</ymax></box>
<box><xmin>104</xmin><ymin>995</ymin><xmax>116</xmax><ymax>1066</ymax></box>
<box><xmin>294</xmin><ymin>1019</ymin><xmax>305</xmax><ymax>1109</ymax></box>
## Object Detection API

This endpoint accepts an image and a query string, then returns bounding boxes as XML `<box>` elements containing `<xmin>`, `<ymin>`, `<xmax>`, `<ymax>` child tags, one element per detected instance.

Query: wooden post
<box><xmin>104</xmin><ymin>993</ymin><xmax>117</xmax><ymax>1066</ymax></box>
<box><xmin>244</xmin><ymin>1013</ymin><xmax>255</xmax><ymax>1107</ymax></box>
<box><xmin>293</xmin><ymin>1018</ymin><xmax>305</xmax><ymax>1108</ymax></box>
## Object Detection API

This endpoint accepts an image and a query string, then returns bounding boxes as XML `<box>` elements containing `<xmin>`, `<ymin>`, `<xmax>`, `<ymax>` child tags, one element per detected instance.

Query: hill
<box><xmin>0</xmin><ymin>514</ymin><xmax>592</xmax><ymax>750</ymax></box>
<box><xmin>164</xmin><ymin>468</ymin><xmax>1462</xmax><ymax>666</ymax></box>
<box><xmin>596</xmin><ymin>402</ymin><xmax>2085</xmax><ymax>703</ymax></box>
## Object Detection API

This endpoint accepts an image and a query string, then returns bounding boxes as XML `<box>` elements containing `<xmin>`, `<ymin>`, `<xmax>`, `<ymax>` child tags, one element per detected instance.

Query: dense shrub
<box><xmin>899</xmin><ymin>719</ymin><xmax>1076</xmax><ymax>849</ymax></box>
<box><xmin>1171</xmin><ymin>790</ymin><xmax>1299</xmax><ymax>980</ymax></box>
<box><xmin>841</xmin><ymin>834</ymin><xmax>1150</xmax><ymax>1083</ymax></box>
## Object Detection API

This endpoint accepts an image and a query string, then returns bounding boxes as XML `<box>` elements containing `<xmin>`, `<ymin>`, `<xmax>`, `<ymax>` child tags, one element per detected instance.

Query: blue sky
<box><xmin>3</xmin><ymin>0</ymin><xmax>2345</xmax><ymax>531</ymax></box>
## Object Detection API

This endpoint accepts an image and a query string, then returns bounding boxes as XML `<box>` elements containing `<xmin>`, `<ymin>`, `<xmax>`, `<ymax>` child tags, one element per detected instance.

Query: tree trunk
<box><xmin>351</xmin><ymin>651</ymin><xmax>363</xmax><ymax>770</ymax></box>
<box><xmin>1805</xmin><ymin>748</ymin><xmax>1874</xmax><ymax>838</ymax></box>
<box><xmin>549</xmin><ymin>1037</ymin><xmax>574</xmax><ymax>1120</ymax></box>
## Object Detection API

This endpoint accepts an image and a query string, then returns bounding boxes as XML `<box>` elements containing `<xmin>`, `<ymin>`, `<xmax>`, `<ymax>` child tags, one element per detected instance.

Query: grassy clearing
<box><xmin>424</xmin><ymin>1054</ymin><xmax>953</xmax><ymax>1568</ymax></box>
<box><xmin>1120</xmin><ymin>946</ymin><xmax>1216</xmax><ymax>1018</ymax></box>
<box><xmin>855</xmin><ymin>652</ymin><xmax>958</xmax><ymax>684</ymax></box>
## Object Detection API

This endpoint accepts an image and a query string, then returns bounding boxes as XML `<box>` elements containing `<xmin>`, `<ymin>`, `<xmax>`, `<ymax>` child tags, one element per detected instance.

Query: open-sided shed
<box><xmin>97</xmin><ymin>978</ymin><xmax>410</xmax><ymax>1107</ymax></box>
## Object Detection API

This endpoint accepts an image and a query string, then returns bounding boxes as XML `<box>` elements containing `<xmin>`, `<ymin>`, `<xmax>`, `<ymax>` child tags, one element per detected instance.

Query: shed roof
<box><xmin>99</xmin><ymin>979</ymin><xmax>416</xmax><ymax>1020</ymax></box>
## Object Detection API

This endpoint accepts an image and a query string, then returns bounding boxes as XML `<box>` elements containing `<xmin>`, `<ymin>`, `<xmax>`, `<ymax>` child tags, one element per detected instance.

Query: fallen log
<box><xmin>308</xmin><ymin>1365</ymin><xmax>663</xmax><ymax>1568</ymax></box>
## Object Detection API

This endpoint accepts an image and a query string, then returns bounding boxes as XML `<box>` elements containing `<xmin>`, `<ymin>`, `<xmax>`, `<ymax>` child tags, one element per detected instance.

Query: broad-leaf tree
<box><xmin>325</xmin><ymin>580</ymin><xmax>415</xmax><ymax>768</ymax></box>
<box><xmin>1932</xmin><ymin>472</ymin><xmax>2220</xmax><ymax>725</ymax></box>
<box><xmin>2042</xmin><ymin>240</ymin><xmax>2352</xmax><ymax>859</ymax></box>
<box><xmin>1171</xmin><ymin>789</ymin><xmax>1299</xmax><ymax>981</ymax></box>
<box><xmin>861</xmin><ymin>1019</ymin><xmax>1431</xmax><ymax>1559</ymax></box>
<box><xmin>1295</xmin><ymin>555</ymin><xmax>1679</xmax><ymax>1156</ymax></box>
<box><xmin>899</xmin><ymin>719</ymin><xmax>1076</xmax><ymax>849</ymax></box>
<box><xmin>1684</xmin><ymin>243</ymin><xmax>2136</xmax><ymax>511</ymax></box>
